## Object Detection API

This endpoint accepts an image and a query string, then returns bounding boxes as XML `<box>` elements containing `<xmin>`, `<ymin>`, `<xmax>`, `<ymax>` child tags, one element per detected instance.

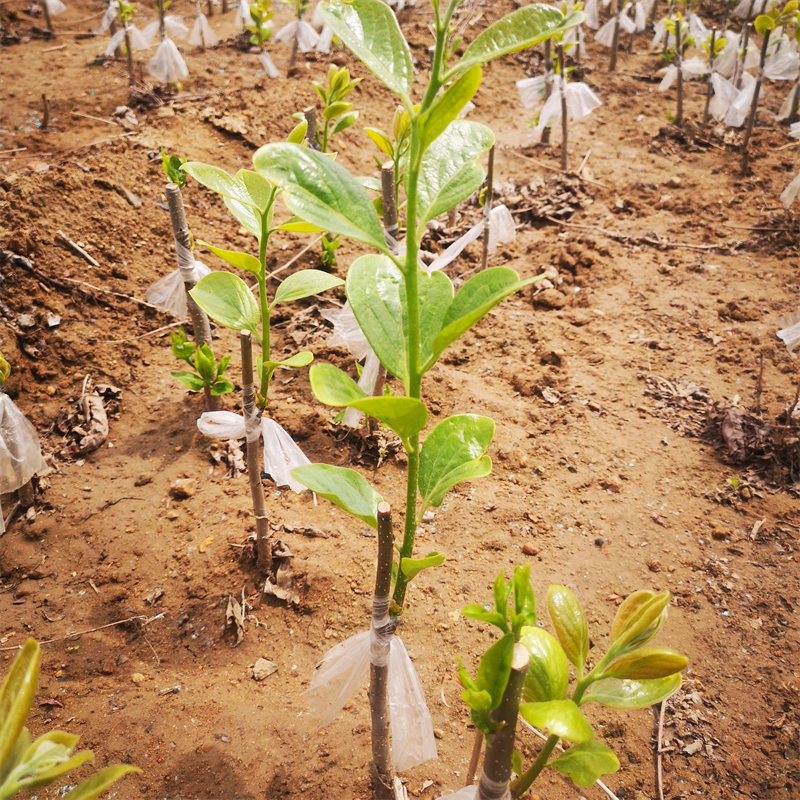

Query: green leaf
<box><xmin>268</xmin><ymin>352</ymin><xmax>314</xmax><ymax>369</ymax></box>
<box><xmin>224</xmin><ymin>196</ymin><xmax>263</xmax><ymax>240</ymax></box>
<box><xmin>547</xmin><ymin>585</ymin><xmax>589</xmax><ymax>674</ymax></box>
<box><xmin>346</xmin><ymin>255</ymin><xmax>407</xmax><ymax>383</ymax></box>
<box><xmin>511</xmin><ymin>564</ymin><xmax>536</xmax><ymax>630</ymax></box>
<box><xmin>581</xmin><ymin>674</ymin><xmax>683</xmax><ymax>710</ymax></box>
<box><xmin>519</xmin><ymin>700</ymin><xmax>594</xmax><ymax>743</ymax></box>
<box><xmin>198</xmin><ymin>241</ymin><xmax>261</xmax><ymax>275</ymax></box>
<box><xmin>754</xmin><ymin>13</ymin><xmax>773</xmax><ymax>35</ymax></box>
<box><xmin>275</xmin><ymin>216</ymin><xmax>326</xmax><ymax>233</ymax></box>
<box><xmin>192</xmin><ymin>345</ymin><xmax>214</xmax><ymax>380</ymax></box>
<box><xmin>320</xmin><ymin>0</ymin><xmax>413</xmax><ymax>99</ymax></box>
<box><xmin>189</xmin><ymin>272</ymin><xmax>260</xmax><ymax>334</ymax></box>
<box><xmin>291</xmin><ymin>463</ymin><xmax>382</xmax><ymax>528</ymax></box>
<box><xmin>418</xmin><ymin>414</ymin><xmax>494</xmax><ymax>510</ymax></box>
<box><xmin>239</xmin><ymin>169</ymin><xmax>275</xmax><ymax>212</ymax></box>
<box><xmin>431</xmin><ymin>267</ymin><xmax>532</xmax><ymax>360</ymax></box>
<box><xmin>365</xmin><ymin>127</ymin><xmax>394</xmax><ymax>157</ymax></box>
<box><xmin>493</xmin><ymin>570</ymin><xmax>512</xmax><ymax>619</ymax></box>
<box><xmin>400</xmin><ymin>551</ymin><xmax>446</xmax><ymax>580</ymax></box>
<box><xmin>360</xmin><ymin>175</ymin><xmax>383</xmax><ymax>192</ymax></box>
<box><xmin>549</xmin><ymin>741</ymin><xmax>620</xmax><ymax>787</ymax></box>
<box><xmin>418</xmin><ymin>270</ymin><xmax>455</xmax><ymax>371</ymax></box>
<box><xmin>609</xmin><ymin>591</ymin><xmax>670</xmax><ymax>656</ymax></box>
<box><xmin>14</xmin><ymin>749</ymin><xmax>95</xmax><ymax>793</ymax></box>
<box><xmin>417</xmin><ymin>120</ymin><xmax>494</xmax><ymax>226</ymax></box>
<box><xmin>309</xmin><ymin>363</ymin><xmax>427</xmax><ymax>447</ymax></box>
<box><xmin>456</xmin><ymin>5</ymin><xmax>584</xmax><ymax>76</ymax></box>
<box><xmin>61</xmin><ymin>764</ymin><xmax>143</xmax><ymax>800</ymax></box>
<box><xmin>211</xmin><ymin>377</ymin><xmax>235</xmax><ymax>396</ymax></box>
<box><xmin>287</xmin><ymin>118</ymin><xmax>308</xmax><ymax>144</ymax></box>
<box><xmin>519</xmin><ymin>627</ymin><xmax>569</xmax><ymax>703</ymax></box>
<box><xmin>331</xmin><ymin>110</ymin><xmax>359</xmax><ymax>137</ymax></box>
<box><xmin>183</xmin><ymin>163</ymin><xmax>253</xmax><ymax>206</ymax></box>
<box><xmin>272</xmin><ymin>269</ymin><xmax>344</xmax><ymax>307</ymax></box>
<box><xmin>323</xmin><ymin>101</ymin><xmax>352</xmax><ymax>122</ymax></box>
<box><xmin>171</xmin><ymin>371</ymin><xmax>206</xmax><ymax>392</ymax></box>
<box><xmin>419</xmin><ymin>66</ymin><xmax>483</xmax><ymax>152</ymax></box>
<box><xmin>462</xmin><ymin>604</ymin><xmax>510</xmax><ymax>633</ymax></box>
<box><xmin>253</xmin><ymin>143</ymin><xmax>387</xmax><ymax>252</ymax></box>
<box><xmin>476</xmin><ymin>632</ymin><xmax>515</xmax><ymax>710</ymax></box>
<box><xmin>602</xmin><ymin>647</ymin><xmax>688</xmax><ymax>681</ymax></box>
<box><xmin>0</xmin><ymin>638</ymin><xmax>39</xmax><ymax>765</ymax></box>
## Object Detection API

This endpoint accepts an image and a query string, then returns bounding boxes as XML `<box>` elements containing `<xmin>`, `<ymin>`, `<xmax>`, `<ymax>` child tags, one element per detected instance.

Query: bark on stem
<box><xmin>124</xmin><ymin>27</ymin><xmax>135</xmax><ymax>86</ymax></box>
<box><xmin>790</xmin><ymin>81</ymin><xmax>800</xmax><ymax>123</ymax></box>
<box><xmin>239</xmin><ymin>330</ymin><xmax>272</xmax><ymax>574</ymax></box>
<box><xmin>221</xmin><ymin>0</ymin><xmax>229</xmax><ymax>13</ymax></box>
<box><xmin>477</xmin><ymin>644</ymin><xmax>530</xmax><ymax>800</ymax></box>
<box><xmin>703</xmin><ymin>30</ymin><xmax>717</xmax><ymax>124</ymax></box>
<box><xmin>609</xmin><ymin>0</ymin><xmax>621</xmax><ymax>72</ymax></box>
<box><xmin>480</xmin><ymin>145</ymin><xmax>495</xmax><ymax>272</ymax></box>
<box><xmin>542</xmin><ymin>40</ymin><xmax>553</xmax><ymax>145</ymax></box>
<box><xmin>742</xmin><ymin>27</ymin><xmax>771</xmax><ymax>154</ymax></box>
<box><xmin>303</xmin><ymin>106</ymin><xmax>319</xmax><ymax>150</ymax></box>
<box><xmin>369</xmin><ymin>502</ymin><xmax>395</xmax><ymax>800</ymax></box>
<box><xmin>42</xmin><ymin>0</ymin><xmax>54</xmax><ymax>33</ymax></box>
<box><xmin>287</xmin><ymin>8</ymin><xmax>303</xmax><ymax>71</ymax></box>
<box><xmin>735</xmin><ymin>24</ymin><xmax>750</xmax><ymax>91</ymax></box>
<box><xmin>558</xmin><ymin>45</ymin><xmax>568</xmax><ymax>170</ymax></box>
<box><xmin>675</xmin><ymin>17</ymin><xmax>683</xmax><ymax>126</ymax></box>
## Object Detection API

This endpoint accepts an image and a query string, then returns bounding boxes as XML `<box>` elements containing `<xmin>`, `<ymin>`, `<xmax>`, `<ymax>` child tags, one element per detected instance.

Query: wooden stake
<box><xmin>41</xmin><ymin>94</ymin><xmax>50</xmax><ymax>130</ymax></box>
<box><xmin>240</xmin><ymin>330</ymin><xmax>272</xmax><ymax>574</ymax></box>
<box><xmin>703</xmin><ymin>29</ymin><xmax>717</xmax><ymax>124</ymax></box>
<box><xmin>477</xmin><ymin>644</ymin><xmax>529</xmax><ymax>799</ymax></box>
<box><xmin>675</xmin><ymin>17</ymin><xmax>683</xmax><ymax>126</ymax></box>
<box><xmin>480</xmin><ymin>145</ymin><xmax>495</xmax><ymax>271</ymax></box>
<box><xmin>465</xmin><ymin>730</ymin><xmax>483</xmax><ymax>787</ymax></box>
<box><xmin>288</xmin><ymin>7</ymin><xmax>304</xmax><ymax>72</ymax></box>
<box><xmin>221</xmin><ymin>0</ymin><xmax>229</xmax><ymax>13</ymax></box>
<box><xmin>742</xmin><ymin>27</ymin><xmax>771</xmax><ymax>155</ymax></box>
<box><xmin>381</xmin><ymin>160</ymin><xmax>399</xmax><ymax>245</ymax></box>
<box><xmin>41</xmin><ymin>0</ymin><xmax>54</xmax><ymax>34</ymax></box>
<box><xmin>369</xmin><ymin>502</ymin><xmax>395</xmax><ymax>800</ymax></box>
<box><xmin>734</xmin><ymin>24</ymin><xmax>750</xmax><ymax>91</ymax></box>
<box><xmin>303</xmin><ymin>106</ymin><xmax>319</xmax><ymax>150</ymax></box>
<box><xmin>542</xmin><ymin>39</ymin><xmax>552</xmax><ymax>145</ymax></box>
<box><xmin>206</xmin><ymin>0</ymin><xmax>213</xmax><ymax>17</ymax></box>
<box><xmin>124</xmin><ymin>25</ymin><xmax>135</xmax><ymax>86</ymax></box>
<box><xmin>609</xmin><ymin>0</ymin><xmax>621</xmax><ymax>72</ymax></box>
<box><xmin>558</xmin><ymin>44</ymin><xmax>568</xmax><ymax>170</ymax></box>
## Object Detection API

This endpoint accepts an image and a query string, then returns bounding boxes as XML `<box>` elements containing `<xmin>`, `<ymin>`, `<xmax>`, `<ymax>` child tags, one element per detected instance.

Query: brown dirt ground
<box><xmin>1</xmin><ymin>1</ymin><xmax>799</xmax><ymax>799</ymax></box>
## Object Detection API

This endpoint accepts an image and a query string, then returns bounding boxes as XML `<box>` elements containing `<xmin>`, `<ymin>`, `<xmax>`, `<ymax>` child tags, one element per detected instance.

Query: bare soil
<box><xmin>1</xmin><ymin>2</ymin><xmax>799</xmax><ymax>799</ymax></box>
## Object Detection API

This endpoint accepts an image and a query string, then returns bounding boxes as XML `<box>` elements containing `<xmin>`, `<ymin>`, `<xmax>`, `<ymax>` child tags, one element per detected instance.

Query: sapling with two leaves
<box><xmin>451</xmin><ymin>571</ymin><xmax>688</xmax><ymax>799</ymax></box>
<box><xmin>247</xmin><ymin>0</ymin><xmax>280</xmax><ymax>78</ymax></box>
<box><xmin>276</xmin><ymin>0</ymin><xmax>320</xmax><ymax>69</ymax></box>
<box><xmin>249</xmin><ymin>0</ymin><xmax>583</xmax><ymax>791</ymax></box>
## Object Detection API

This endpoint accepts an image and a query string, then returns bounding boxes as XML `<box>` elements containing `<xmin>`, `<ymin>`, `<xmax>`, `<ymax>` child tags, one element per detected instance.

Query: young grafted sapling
<box><xmin>251</xmin><ymin>0</ymin><xmax>584</xmax><ymax>791</ymax></box>
<box><xmin>453</xmin><ymin>573</ymin><xmax>688</xmax><ymax>799</ymax></box>
<box><xmin>170</xmin><ymin>325</ymin><xmax>235</xmax><ymax>400</ymax></box>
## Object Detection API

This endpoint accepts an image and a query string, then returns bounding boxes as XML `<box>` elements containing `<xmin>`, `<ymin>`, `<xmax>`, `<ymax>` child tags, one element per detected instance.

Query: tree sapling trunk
<box><xmin>480</xmin><ymin>145</ymin><xmax>495</xmax><ymax>271</ymax></box>
<box><xmin>369</xmin><ymin>502</ymin><xmax>395</xmax><ymax>800</ymax></box>
<box><xmin>239</xmin><ymin>330</ymin><xmax>272</xmax><ymax>574</ymax></box>
<box><xmin>742</xmin><ymin>27</ymin><xmax>771</xmax><ymax>153</ymax></box>
<box><xmin>558</xmin><ymin>44</ymin><xmax>568</xmax><ymax>170</ymax></box>
<box><xmin>609</xmin><ymin>0</ymin><xmax>621</xmax><ymax>72</ymax></box>
<box><xmin>304</xmin><ymin>106</ymin><xmax>319</xmax><ymax>150</ymax></box>
<box><xmin>703</xmin><ymin>29</ymin><xmax>717</xmax><ymax>124</ymax></box>
<box><xmin>790</xmin><ymin>81</ymin><xmax>800</xmax><ymax>122</ymax></box>
<box><xmin>675</xmin><ymin>17</ymin><xmax>683</xmax><ymax>126</ymax></box>
<box><xmin>41</xmin><ymin>0</ymin><xmax>54</xmax><ymax>34</ymax></box>
<box><xmin>542</xmin><ymin>39</ymin><xmax>553</xmax><ymax>145</ymax></box>
<box><xmin>109</xmin><ymin>18</ymin><xmax>124</xmax><ymax>58</ymax></box>
<box><xmin>288</xmin><ymin>7</ymin><xmax>303</xmax><ymax>72</ymax></box>
<box><xmin>735</xmin><ymin>24</ymin><xmax>751</xmax><ymax>90</ymax></box>
<box><xmin>207</xmin><ymin>0</ymin><xmax>213</xmax><ymax>16</ymax></box>
<box><xmin>221</xmin><ymin>0</ymin><xmax>229</xmax><ymax>13</ymax></box>
<box><xmin>476</xmin><ymin>644</ymin><xmax>529</xmax><ymax>800</ymax></box>
<box><xmin>124</xmin><ymin>26</ymin><xmax>135</xmax><ymax>86</ymax></box>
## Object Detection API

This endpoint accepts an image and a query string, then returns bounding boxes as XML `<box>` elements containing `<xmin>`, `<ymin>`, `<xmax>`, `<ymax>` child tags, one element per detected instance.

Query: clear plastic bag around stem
<box><xmin>0</xmin><ymin>393</ymin><xmax>48</xmax><ymax>495</ymax></box>
<box><xmin>261</xmin><ymin>418</ymin><xmax>311</xmax><ymax>492</ymax></box>
<box><xmin>147</xmin><ymin>37</ymin><xmax>189</xmax><ymax>83</ymax></box>
<box><xmin>188</xmin><ymin>13</ymin><xmax>218</xmax><ymax>47</ymax></box>
<box><xmin>145</xmin><ymin>261</ymin><xmax>210</xmax><ymax>320</ymax></box>
<box><xmin>777</xmin><ymin>308</ymin><xmax>800</xmax><ymax>357</ymax></box>
<box><xmin>260</xmin><ymin>51</ymin><xmax>280</xmax><ymax>79</ymax></box>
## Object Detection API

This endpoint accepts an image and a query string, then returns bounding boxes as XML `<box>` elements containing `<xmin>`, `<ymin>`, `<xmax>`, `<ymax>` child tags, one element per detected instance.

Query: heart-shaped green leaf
<box><xmin>400</xmin><ymin>551</ymin><xmax>446</xmax><ymax>580</ymax></box>
<box><xmin>602</xmin><ymin>647</ymin><xmax>688</xmax><ymax>681</ymax></box>
<box><xmin>455</xmin><ymin>6</ymin><xmax>585</xmax><ymax>76</ymax></box>
<box><xmin>199</xmin><ymin>241</ymin><xmax>261</xmax><ymax>275</ymax></box>
<box><xmin>320</xmin><ymin>0</ymin><xmax>413</xmax><ymax>99</ymax></box>
<box><xmin>190</xmin><ymin>272</ymin><xmax>260</xmax><ymax>334</ymax></box>
<box><xmin>272</xmin><ymin>270</ymin><xmax>344</xmax><ymax>307</ymax></box>
<box><xmin>184</xmin><ymin>163</ymin><xmax>252</xmax><ymax>206</ymax></box>
<box><xmin>62</xmin><ymin>764</ymin><xmax>143</xmax><ymax>800</ymax></box>
<box><xmin>418</xmin><ymin>414</ymin><xmax>494</xmax><ymax>510</ymax></box>
<box><xmin>519</xmin><ymin>700</ymin><xmax>594</xmax><ymax>743</ymax></box>
<box><xmin>418</xmin><ymin>66</ymin><xmax>483</xmax><ymax>152</ymax></box>
<box><xmin>519</xmin><ymin>627</ymin><xmax>569</xmax><ymax>703</ymax></box>
<box><xmin>580</xmin><ymin>673</ymin><xmax>683</xmax><ymax>709</ymax></box>
<box><xmin>0</xmin><ymin>638</ymin><xmax>40</xmax><ymax>764</ymax></box>
<box><xmin>347</xmin><ymin>255</ymin><xmax>407</xmax><ymax>383</ymax></box>
<box><xmin>416</xmin><ymin>120</ymin><xmax>495</xmax><ymax>226</ymax></box>
<box><xmin>253</xmin><ymin>143</ymin><xmax>387</xmax><ymax>252</ymax></box>
<box><xmin>432</xmin><ymin>267</ymin><xmax>532</xmax><ymax>360</ymax></box>
<box><xmin>547</xmin><ymin>585</ymin><xmax>589</xmax><ymax>674</ymax></box>
<box><xmin>548</xmin><ymin>740</ymin><xmax>620</xmax><ymax>787</ymax></box>
<box><xmin>291</xmin><ymin>463</ymin><xmax>382</xmax><ymax>528</ymax></box>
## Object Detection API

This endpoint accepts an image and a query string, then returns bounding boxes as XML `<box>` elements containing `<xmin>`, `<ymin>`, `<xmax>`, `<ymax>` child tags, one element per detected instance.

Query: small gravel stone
<box><xmin>595</xmin><ymin>537</ymin><xmax>605</xmax><ymax>547</ymax></box>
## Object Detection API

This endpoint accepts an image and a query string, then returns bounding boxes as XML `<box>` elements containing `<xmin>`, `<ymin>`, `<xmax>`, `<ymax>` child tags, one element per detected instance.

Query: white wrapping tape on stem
<box><xmin>175</xmin><ymin>239</ymin><xmax>205</xmax><ymax>283</ymax></box>
<box><xmin>241</xmin><ymin>383</ymin><xmax>262</xmax><ymax>444</ymax></box>
<box><xmin>477</xmin><ymin>773</ymin><xmax>512</xmax><ymax>800</ymax></box>
<box><xmin>369</xmin><ymin>594</ymin><xmax>394</xmax><ymax>668</ymax></box>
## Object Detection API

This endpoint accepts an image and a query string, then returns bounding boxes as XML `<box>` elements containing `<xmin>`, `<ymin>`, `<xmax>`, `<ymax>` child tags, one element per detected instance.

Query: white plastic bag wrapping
<box><xmin>688</xmin><ymin>13</ymin><xmax>707</xmax><ymax>37</ymax></box>
<box><xmin>45</xmin><ymin>0</ymin><xmax>66</xmax><ymax>16</ymax></box>
<box><xmin>780</xmin><ymin>171</ymin><xmax>800</xmax><ymax>208</ymax></box>
<box><xmin>659</xmin><ymin>57</ymin><xmax>708</xmax><ymax>90</ymax></box>
<box><xmin>101</xmin><ymin>1</ymin><xmax>119</xmax><ymax>32</ymax></box>
<box><xmin>316</xmin><ymin>25</ymin><xmax>334</xmax><ymax>53</ymax></box>
<box><xmin>105</xmin><ymin>24</ymin><xmax>149</xmax><ymax>56</ymax></box>
<box><xmin>790</xmin><ymin>120</ymin><xmax>800</xmax><ymax>139</ymax></box>
<box><xmin>147</xmin><ymin>37</ymin><xmax>188</xmax><ymax>83</ymax></box>
<box><xmin>777</xmin><ymin>309</ymin><xmax>800</xmax><ymax>357</ymax></box>
<box><xmin>733</xmin><ymin>0</ymin><xmax>768</xmax><ymax>18</ymax></box>
<box><xmin>724</xmin><ymin>75</ymin><xmax>760</xmax><ymax>127</ymax></box>
<box><xmin>311</xmin><ymin>2</ymin><xmax>324</xmax><ymax>29</ymax></box>
<box><xmin>777</xmin><ymin>82</ymin><xmax>799</xmax><ymax>120</ymax></box>
<box><xmin>260</xmin><ymin>51</ymin><xmax>280</xmax><ymax>78</ymax></box>
<box><xmin>196</xmin><ymin>411</ymin><xmax>312</xmax><ymax>493</ymax></box>
<box><xmin>188</xmin><ymin>12</ymin><xmax>218</xmax><ymax>47</ymax></box>
<box><xmin>234</xmin><ymin>0</ymin><xmax>250</xmax><ymax>28</ymax></box>
<box><xmin>303</xmin><ymin>605</ymin><xmax>437</xmax><ymax>772</ymax></box>
<box><xmin>320</xmin><ymin>302</ymin><xmax>381</xmax><ymax>428</ymax></box>
<box><xmin>619</xmin><ymin>12</ymin><xmax>636</xmax><ymax>34</ymax></box>
<box><xmin>563</xmin><ymin>21</ymin><xmax>584</xmax><ymax>47</ymax></box>
<box><xmin>532</xmin><ymin>77</ymin><xmax>602</xmax><ymax>141</ymax></box>
<box><xmin>595</xmin><ymin>17</ymin><xmax>616</xmax><ymax>48</ymax></box>
<box><xmin>0</xmin><ymin>393</ymin><xmax>48</xmax><ymax>495</ymax></box>
<box><xmin>584</xmin><ymin>0</ymin><xmax>599</xmax><ymax>29</ymax></box>
<box><xmin>714</xmin><ymin>33</ymin><xmax>740</xmax><ymax>77</ymax></box>
<box><xmin>650</xmin><ymin>19</ymin><xmax>674</xmax><ymax>51</ymax></box>
<box><xmin>143</xmin><ymin>16</ymin><xmax>189</xmax><ymax>45</ymax></box>
<box><xmin>765</xmin><ymin>50</ymin><xmax>800</xmax><ymax>81</ymax></box>
<box><xmin>516</xmin><ymin>74</ymin><xmax>547</xmax><ymax>109</ymax></box>
<box><xmin>145</xmin><ymin>260</ymin><xmax>211</xmax><ymax>319</ymax></box>
<box><xmin>709</xmin><ymin>73</ymin><xmax>737</xmax><ymax>119</ymax></box>
<box><xmin>275</xmin><ymin>19</ymin><xmax>320</xmax><ymax>52</ymax></box>
<box><xmin>633</xmin><ymin>2</ymin><xmax>646</xmax><ymax>32</ymax></box>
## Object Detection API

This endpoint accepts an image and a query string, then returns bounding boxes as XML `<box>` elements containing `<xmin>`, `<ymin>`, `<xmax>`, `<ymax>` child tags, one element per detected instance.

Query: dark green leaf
<box><xmin>462</xmin><ymin>604</ymin><xmax>510</xmax><ymax>633</ymax></box>
<box><xmin>419</xmin><ymin>66</ymin><xmax>483</xmax><ymax>152</ymax></box>
<box><xmin>211</xmin><ymin>377</ymin><xmax>235</xmax><ymax>396</ymax></box>
<box><xmin>189</xmin><ymin>272</ymin><xmax>260</xmax><ymax>334</ymax></box>
<box><xmin>476</xmin><ymin>632</ymin><xmax>515</xmax><ymax>710</ymax></box>
<box><xmin>272</xmin><ymin>270</ymin><xmax>344</xmax><ymax>307</ymax></box>
<box><xmin>171</xmin><ymin>371</ymin><xmax>206</xmax><ymax>392</ymax></box>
